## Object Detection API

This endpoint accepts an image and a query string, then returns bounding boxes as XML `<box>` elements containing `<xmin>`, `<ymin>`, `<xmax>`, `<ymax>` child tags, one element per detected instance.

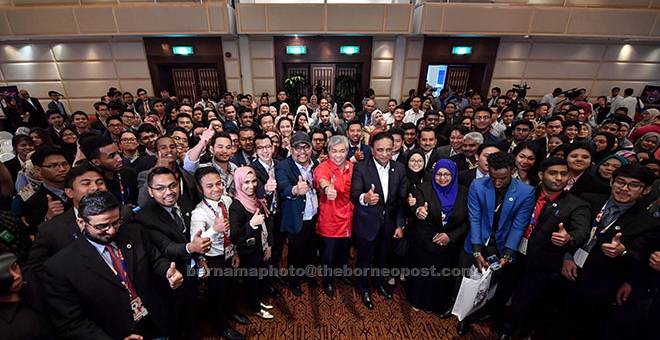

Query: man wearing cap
<box><xmin>47</xmin><ymin>91</ymin><xmax>67</xmax><ymax>118</ymax></box>
<box><xmin>275</xmin><ymin>131</ymin><xmax>319</xmax><ymax>296</ymax></box>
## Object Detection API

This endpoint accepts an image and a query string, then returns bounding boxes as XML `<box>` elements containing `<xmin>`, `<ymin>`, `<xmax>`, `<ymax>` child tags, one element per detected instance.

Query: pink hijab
<box><xmin>233</xmin><ymin>167</ymin><xmax>269</xmax><ymax>217</ymax></box>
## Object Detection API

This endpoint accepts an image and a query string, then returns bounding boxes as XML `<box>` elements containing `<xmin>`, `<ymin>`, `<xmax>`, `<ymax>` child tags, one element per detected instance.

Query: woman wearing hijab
<box><xmin>592</xmin><ymin>154</ymin><xmax>629</xmax><ymax>191</ymax></box>
<box><xmin>58</xmin><ymin>127</ymin><xmax>79</xmax><ymax>165</ymax></box>
<box><xmin>591</xmin><ymin>131</ymin><xmax>617</xmax><ymax>165</ymax></box>
<box><xmin>633</xmin><ymin>132</ymin><xmax>659</xmax><ymax>156</ymax></box>
<box><xmin>633</xmin><ymin>108</ymin><xmax>659</xmax><ymax>129</ymax></box>
<box><xmin>307</xmin><ymin>94</ymin><xmax>319</xmax><ymax>115</ymax></box>
<box><xmin>405</xmin><ymin>150</ymin><xmax>426</xmax><ymax>192</ymax></box>
<box><xmin>406</xmin><ymin>159</ymin><xmax>469</xmax><ymax>315</ymax></box>
<box><xmin>229</xmin><ymin>167</ymin><xmax>274</xmax><ymax>320</ymax></box>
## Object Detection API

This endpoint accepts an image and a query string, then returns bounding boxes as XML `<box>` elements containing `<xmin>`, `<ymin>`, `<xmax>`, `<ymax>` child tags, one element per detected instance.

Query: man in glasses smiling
<box><xmin>44</xmin><ymin>191</ymin><xmax>183</xmax><ymax>339</ymax></box>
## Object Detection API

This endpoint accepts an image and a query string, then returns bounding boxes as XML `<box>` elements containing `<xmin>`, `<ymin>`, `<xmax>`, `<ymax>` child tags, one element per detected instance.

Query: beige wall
<box><xmin>491</xmin><ymin>38</ymin><xmax>660</xmax><ymax>99</ymax></box>
<box><xmin>0</xmin><ymin>40</ymin><xmax>153</xmax><ymax>113</ymax></box>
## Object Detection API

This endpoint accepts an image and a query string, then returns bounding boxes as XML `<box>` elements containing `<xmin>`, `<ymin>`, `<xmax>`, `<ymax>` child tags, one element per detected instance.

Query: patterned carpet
<box><xmin>204</xmin><ymin>280</ymin><xmax>496</xmax><ymax>340</ymax></box>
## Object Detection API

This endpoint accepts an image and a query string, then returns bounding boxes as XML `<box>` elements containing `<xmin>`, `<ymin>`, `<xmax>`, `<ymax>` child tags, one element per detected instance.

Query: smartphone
<box><xmin>487</xmin><ymin>255</ymin><xmax>501</xmax><ymax>271</ymax></box>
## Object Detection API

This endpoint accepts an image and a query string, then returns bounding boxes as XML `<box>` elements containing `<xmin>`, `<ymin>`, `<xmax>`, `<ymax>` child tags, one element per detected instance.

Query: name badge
<box><xmin>574</xmin><ymin>248</ymin><xmax>589</xmax><ymax>268</ymax></box>
<box><xmin>130</xmin><ymin>296</ymin><xmax>149</xmax><ymax>322</ymax></box>
<box><xmin>518</xmin><ymin>237</ymin><xmax>528</xmax><ymax>255</ymax></box>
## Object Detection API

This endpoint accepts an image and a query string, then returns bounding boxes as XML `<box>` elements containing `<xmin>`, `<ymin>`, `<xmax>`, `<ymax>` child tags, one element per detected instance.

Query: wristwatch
<box><xmin>472</xmin><ymin>252</ymin><xmax>482</xmax><ymax>258</ymax></box>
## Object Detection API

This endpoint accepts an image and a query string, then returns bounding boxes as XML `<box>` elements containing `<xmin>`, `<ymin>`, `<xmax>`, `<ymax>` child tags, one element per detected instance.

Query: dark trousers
<box><xmin>270</xmin><ymin>212</ymin><xmax>285</xmax><ymax>268</ymax></box>
<box><xmin>319</xmin><ymin>236</ymin><xmax>351</xmax><ymax>284</ymax></box>
<box><xmin>287</xmin><ymin>218</ymin><xmax>317</xmax><ymax>285</ymax></box>
<box><xmin>205</xmin><ymin>255</ymin><xmax>238</xmax><ymax>331</ymax></box>
<box><xmin>239</xmin><ymin>250</ymin><xmax>265</xmax><ymax>312</ymax></box>
<box><xmin>602</xmin><ymin>288</ymin><xmax>660</xmax><ymax>340</ymax></box>
<box><xmin>355</xmin><ymin>226</ymin><xmax>393</xmax><ymax>293</ymax></box>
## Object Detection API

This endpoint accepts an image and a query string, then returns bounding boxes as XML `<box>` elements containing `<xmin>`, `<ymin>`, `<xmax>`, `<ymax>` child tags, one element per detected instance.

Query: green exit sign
<box><xmin>451</xmin><ymin>46</ymin><xmax>472</xmax><ymax>55</ymax></box>
<box><xmin>339</xmin><ymin>45</ymin><xmax>360</xmax><ymax>55</ymax></box>
<box><xmin>286</xmin><ymin>46</ymin><xmax>307</xmax><ymax>55</ymax></box>
<box><xmin>172</xmin><ymin>46</ymin><xmax>194</xmax><ymax>56</ymax></box>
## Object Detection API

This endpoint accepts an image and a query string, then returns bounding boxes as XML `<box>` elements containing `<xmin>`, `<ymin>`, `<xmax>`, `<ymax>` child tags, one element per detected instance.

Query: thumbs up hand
<box><xmin>551</xmin><ymin>223</ymin><xmax>571</xmax><ymax>247</ymax></box>
<box><xmin>363</xmin><ymin>184</ymin><xmax>380</xmax><ymax>205</ymax></box>
<box><xmin>200</xmin><ymin>126</ymin><xmax>215</xmax><ymax>144</ymax></box>
<box><xmin>189</xmin><ymin>229</ymin><xmax>212</xmax><ymax>254</ymax></box>
<box><xmin>354</xmin><ymin>150</ymin><xmax>365</xmax><ymax>161</ymax></box>
<box><xmin>416</xmin><ymin>202</ymin><xmax>429</xmax><ymax>220</ymax></box>
<box><xmin>249</xmin><ymin>210</ymin><xmax>265</xmax><ymax>228</ymax></box>
<box><xmin>166</xmin><ymin>262</ymin><xmax>183</xmax><ymax>289</ymax></box>
<box><xmin>212</xmin><ymin>214</ymin><xmax>228</xmax><ymax>233</ymax></box>
<box><xmin>602</xmin><ymin>232</ymin><xmax>626</xmax><ymax>258</ymax></box>
<box><xmin>293</xmin><ymin>175</ymin><xmax>309</xmax><ymax>196</ymax></box>
<box><xmin>407</xmin><ymin>193</ymin><xmax>417</xmax><ymax>207</ymax></box>
<box><xmin>45</xmin><ymin>194</ymin><xmax>65</xmax><ymax>220</ymax></box>
<box><xmin>265</xmin><ymin>169</ymin><xmax>277</xmax><ymax>194</ymax></box>
<box><xmin>325</xmin><ymin>177</ymin><xmax>337</xmax><ymax>201</ymax></box>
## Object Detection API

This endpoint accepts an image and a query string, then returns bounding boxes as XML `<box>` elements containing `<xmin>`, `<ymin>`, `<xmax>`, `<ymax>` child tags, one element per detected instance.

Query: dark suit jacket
<box><xmin>19</xmin><ymin>97</ymin><xmax>47</xmax><ymax>128</ymax></box>
<box><xmin>90</xmin><ymin>119</ymin><xmax>107</xmax><ymax>134</ymax></box>
<box><xmin>47</xmin><ymin>100</ymin><xmax>67</xmax><ymax>118</ymax></box>
<box><xmin>137</xmin><ymin>165</ymin><xmax>200</xmax><ymax>208</ymax></box>
<box><xmin>569</xmin><ymin>171</ymin><xmax>610</xmax><ymax>197</ymax></box>
<box><xmin>0</xmin><ymin>302</ymin><xmax>55</xmax><ymax>340</ymax></box>
<box><xmin>275</xmin><ymin>156</ymin><xmax>319</xmax><ymax>234</ymax></box>
<box><xmin>3</xmin><ymin>156</ymin><xmax>21</xmax><ymax>184</ymax></box>
<box><xmin>347</xmin><ymin>142</ymin><xmax>372</xmax><ymax>161</ymax></box>
<box><xmin>409</xmin><ymin>183</ymin><xmax>469</xmax><ymax>254</ymax></box>
<box><xmin>250</xmin><ymin>158</ymin><xmax>279</xmax><ymax>210</ymax></box>
<box><xmin>104</xmin><ymin>167</ymin><xmax>139</xmax><ymax>206</ymax></box>
<box><xmin>450</xmin><ymin>154</ymin><xmax>473</xmax><ymax>172</ymax></box>
<box><xmin>26</xmin><ymin>209</ymin><xmax>80</xmax><ymax>280</ymax></box>
<box><xmin>350</xmin><ymin>157</ymin><xmax>408</xmax><ymax>241</ymax></box>
<box><xmin>135</xmin><ymin>98</ymin><xmax>154</xmax><ymax>117</ymax></box>
<box><xmin>230</xmin><ymin>150</ymin><xmax>255</xmax><ymax>167</ymax></box>
<box><xmin>574</xmin><ymin>193</ymin><xmax>660</xmax><ymax>303</ymax></box>
<box><xmin>524</xmin><ymin>190</ymin><xmax>591</xmax><ymax>271</ymax></box>
<box><xmin>135</xmin><ymin>198</ymin><xmax>194</xmax><ymax>274</ymax></box>
<box><xmin>22</xmin><ymin>185</ymin><xmax>72</xmax><ymax>231</ymax></box>
<box><xmin>458</xmin><ymin>168</ymin><xmax>477</xmax><ymax>187</ymax></box>
<box><xmin>44</xmin><ymin>225</ymin><xmax>170</xmax><ymax>340</ymax></box>
<box><xmin>228</xmin><ymin>200</ymin><xmax>273</xmax><ymax>256</ymax></box>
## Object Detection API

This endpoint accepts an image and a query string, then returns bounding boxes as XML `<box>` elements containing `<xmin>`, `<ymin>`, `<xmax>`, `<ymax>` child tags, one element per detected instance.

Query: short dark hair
<box><xmin>120</xmin><ymin>130</ymin><xmax>138</xmax><ymax>141</ymax></box>
<box><xmin>613</xmin><ymin>164</ymin><xmax>655</xmax><ymax>187</ymax></box>
<box><xmin>601</xmin><ymin>119</ymin><xmax>621</xmax><ymax>129</ymax></box>
<box><xmin>511</xmin><ymin>119</ymin><xmax>533</xmax><ymax>130</ymax></box>
<box><xmin>419</xmin><ymin>126</ymin><xmax>436</xmax><ymax>137</ymax></box>
<box><xmin>105</xmin><ymin>115</ymin><xmax>122</xmax><ymax>126</ymax></box>
<box><xmin>71</xmin><ymin>111</ymin><xmax>89</xmax><ymax>121</ymax></box>
<box><xmin>402</xmin><ymin>122</ymin><xmax>417</xmax><ymax>132</ymax></box>
<box><xmin>46</xmin><ymin>110</ymin><xmax>63</xmax><ymax>119</ymax></box>
<box><xmin>539</xmin><ymin>157</ymin><xmax>568</xmax><ymax>172</ymax></box>
<box><xmin>209</xmin><ymin>132</ymin><xmax>232</xmax><ymax>147</ymax></box>
<box><xmin>31</xmin><ymin>146</ymin><xmax>66</xmax><ymax>167</ymax></box>
<box><xmin>64</xmin><ymin>164</ymin><xmax>103</xmax><ymax>189</ymax></box>
<box><xmin>80</xmin><ymin>135</ymin><xmax>114</xmax><ymax>161</ymax></box>
<box><xmin>194</xmin><ymin>166</ymin><xmax>220</xmax><ymax>187</ymax></box>
<box><xmin>93</xmin><ymin>102</ymin><xmax>108</xmax><ymax>111</ymax></box>
<box><xmin>623</xmin><ymin>88</ymin><xmax>634</xmax><ymax>96</ymax></box>
<box><xmin>176</xmin><ymin>113</ymin><xmax>192</xmax><ymax>122</ymax></box>
<box><xmin>11</xmin><ymin>134</ymin><xmax>33</xmax><ymax>149</ymax></box>
<box><xmin>79</xmin><ymin>191</ymin><xmax>119</xmax><ymax>221</ymax></box>
<box><xmin>389</xmin><ymin>127</ymin><xmax>404</xmax><ymax>139</ymax></box>
<box><xmin>451</xmin><ymin>125</ymin><xmax>470</xmax><ymax>136</ymax></box>
<box><xmin>258</xmin><ymin>113</ymin><xmax>273</xmax><ymax>125</ymax></box>
<box><xmin>486</xmin><ymin>151</ymin><xmax>514</xmax><ymax>171</ymax></box>
<box><xmin>147</xmin><ymin>166</ymin><xmax>176</xmax><ymax>187</ymax></box>
<box><xmin>546</xmin><ymin>115</ymin><xmax>563</xmax><ymax>125</ymax></box>
<box><xmin>254</xmin><ymin>133</ymin><xmax>272</xmax><ymax>144</ymax></box>
<box><xmin>565</xmin><ymin>141</ymin><xmax>595</xmax><ymax>158</ymax></box>
<box><xmin>477</xmin><ymin>143</ymin><xmax>500</xmax><ymax>156</ymax></box>
<box><xmin>136</xmin><ymin>123</ymin><xmax>159</xmax><ymax>138</ymax></box>
<box><xmin>423</xmin><ymin>111</ymin><xmax>439</xmax><ymax>119</ymax></box>
<box><xmin>370</xmin><ymin>131</ymin><xmax>393</xmax><ymax>146</ymax></box>
<box><xmin>347</xmin><ymin>119</ymin><xmax>363</xmax><ymax>130</ymax></box>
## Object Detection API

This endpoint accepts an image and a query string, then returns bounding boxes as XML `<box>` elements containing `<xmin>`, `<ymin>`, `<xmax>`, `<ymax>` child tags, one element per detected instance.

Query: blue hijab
<box><xmin>431</xmin><ymin>159</ymin><xmax>459</xmax><ymax>220</ymax></box>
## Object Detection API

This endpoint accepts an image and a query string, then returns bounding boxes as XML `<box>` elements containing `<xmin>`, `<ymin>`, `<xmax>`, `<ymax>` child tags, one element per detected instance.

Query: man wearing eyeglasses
<box><xmin>22</xmin><ymin>147</ymin><xmax>72</xmax><ymax>231</ymax></box>
<box><xmin>275</xmin><ymin>131</ymin><xmax>319</xmax><ymax>296</ymax></box>
<box><xmin>554</xmin><ymin>164</ymin><xmax>660</xmax><ymax>339</ymax></box>
<box><xmin>44</xmin><ymin>191</ymin><xmax>183</xmax><ymax>340</ymax></box>
<box><xmin>136</xmin><ymin>166</ymin><xmax>209</xmax><ymax>340</ymax></box>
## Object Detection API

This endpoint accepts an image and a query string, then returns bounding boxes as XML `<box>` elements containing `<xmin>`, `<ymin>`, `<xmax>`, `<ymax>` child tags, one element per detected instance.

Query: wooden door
<box><xmin>445</xmin><ymin>66</ymin><xmax>471</xmax><ymax>93</ymax></box>
<box><xmin>169</xmin><ymin>65</ymin><xmax>221</xmax><ymax>102</ymax></box>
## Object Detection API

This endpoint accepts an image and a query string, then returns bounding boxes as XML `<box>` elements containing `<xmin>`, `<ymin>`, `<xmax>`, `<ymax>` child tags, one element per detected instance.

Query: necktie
<box><xmin>143</xmin><ymin>102</ymin><xmax>149</xmax><ymax>114</ymax></box>
<box><xmin>105</xmin><ymin>245</ymin><xmax>139</xmax><ymax>298</ymax></box>
<box><xmin>217</xmin><ymin>201</ymin><xmax>231</xmax><ymax>249</ymax></box>
<box><xmin>171</xmin><ymin>206</ymin><xmax>186</xmax><ymax>233</ymax></box>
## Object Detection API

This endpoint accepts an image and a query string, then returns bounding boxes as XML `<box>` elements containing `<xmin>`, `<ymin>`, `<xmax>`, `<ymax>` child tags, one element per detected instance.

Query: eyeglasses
<box><xmin>474</xmin><ymin>116</ymin><xmax>490</xmax><ymax>121</ymax></box>
<box><xmin>86</xmin><ymin>218</ymin><xmax>122</xmax><ymax>232</ymax></box>
<box><xmin>41</xmin><ymin>161</ymin><xmax>70</xmax><ymax>169</ymax></box>
<box><xmin>293</xmin><ymin>144</ymin><xmax>311</xmax><ymax>151</ymax></box>
<box><xmin>149</xmin><ymin>182</ymin><xmax>179</xmax><ymax>193</ymax></box>
<box><xmin>256</xmin><ymin>144</ymin><xmax>273</xmax><ymax>150</ymax></box>
<box><xmin>436</xmin><ymin>172</ymin><xmax>452</xmax><ymax>178</ymax></box>
<box><xmin>612</xmin><ymin>178</ymin><xmax>644</xmax><ymax>190</ymax></box>
<box><xmin>121</xmin><ymin>138</ymin><xmax>137</xmax><ymax>143</ymax></box>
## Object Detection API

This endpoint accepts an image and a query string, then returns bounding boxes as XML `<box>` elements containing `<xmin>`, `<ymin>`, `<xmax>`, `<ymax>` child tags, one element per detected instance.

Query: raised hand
<box><xmin>250</xmin><ymin>210</ymin><xmax>265</xmax><ymax>228</ymax></box>
<box><xmin>211</xmin><ymin>214</ymin><xmax>229</xmax><ymax>233</ymax></box>
<box><xmin>189</xmin><ymin>229</ymin><xmax>212</xmax><ymax>254</ymax></box>
<box><xmin>166</xmin><ymin>262</ymin><xmax>183</xmax><ymax>289</ymax></box>
<box><xmin>200</xmin><ymin>126</ymin><xmax>215</xmax><ymax>144</ymax></box>
<box><xmin>363</xmin><ymin>184</ymin><xmax>380</xmax><ymax>205</ymax></box>
<box><xmin>293</xmin><ymin>175</ymin><xmax>309</xmax><ymax>196</ymax></box>
<box><xmin>46</xmin><ymin>194</ymin><xmax>65</xmax><ymax>220</ymax></box>
<box><xmin>551</xmin><ymin>223</ymin><xmax>571</xmax><ymax>247</ymax></box>
<box><xmin>601</xmin><ymin>232</ymin><xmax>625</xmax><ymax>258</ymax></box>
<box><xmin>325</xmin><ymin>177</ymin><xmax>337</xmax><ymax>201</ymax></box>
<box><xmin>354</xmin><ymin>150</ymin><xmax>365</xmax><ymax>161</ymax></box>
<box><xmin>407</xmin><ymin>193</ymin><xmax>416</xmax><ymax>207</ymax></box>
<box><xmin>416</xmin><ymin>202</ymin><xmax>429</xmax><ymax>220</ymax></box>
<box><xmin>265</xmin><ymin>169</ymin><xmax>277</xmax><ymax>194</ymax></box>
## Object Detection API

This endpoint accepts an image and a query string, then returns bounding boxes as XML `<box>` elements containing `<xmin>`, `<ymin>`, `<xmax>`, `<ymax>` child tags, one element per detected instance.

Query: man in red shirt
<box><xmin>314</xmin><ymin>135</ymin><xmax>355</xmax><ymax>297</ymax></box>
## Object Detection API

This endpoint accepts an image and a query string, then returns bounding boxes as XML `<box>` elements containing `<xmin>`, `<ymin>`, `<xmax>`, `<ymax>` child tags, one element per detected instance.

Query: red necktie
<box><xmin>217</xmin><ymin>201</ymin><xmax>231</xmax><ymax>249</ymax></box>
<box><xmin>105</xmin><ymin>245</ymin><xmax>139</xmax><ymax>299</ymax></box>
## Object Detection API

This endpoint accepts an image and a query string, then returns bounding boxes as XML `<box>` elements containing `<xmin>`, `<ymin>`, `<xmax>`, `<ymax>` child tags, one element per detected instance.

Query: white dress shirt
<box><xmin>190</xmin><ymin>196</ymin><xmax>235</xmax><ymax>258</ymax></box>
<box><xmin>360</xmin><ymin>158</ymin><xmax>390</xmax><ymax>205</ymax></box>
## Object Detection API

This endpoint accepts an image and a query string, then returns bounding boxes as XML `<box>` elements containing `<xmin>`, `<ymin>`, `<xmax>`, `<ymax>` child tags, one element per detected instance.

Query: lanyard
<box><xmin>203</xmin><ymin>199</ymin><xmax>230</xmax><ymax>248</ymax></box>
<box><xmin>107</xmin><ymin>247</ymin><xmax>138</xmax><ymax>299</ymax></box>
<box><xmin>117</xmin><ymin>172</ymin><xmax>126</xmax><ymax>205</ymax></box>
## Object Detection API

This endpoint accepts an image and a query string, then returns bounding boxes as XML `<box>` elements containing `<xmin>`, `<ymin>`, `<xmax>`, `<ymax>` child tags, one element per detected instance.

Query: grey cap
<box><xmin>291</xmin><ymin>131</ymin><xmax>311</xmax><ymax>146</ymax></box>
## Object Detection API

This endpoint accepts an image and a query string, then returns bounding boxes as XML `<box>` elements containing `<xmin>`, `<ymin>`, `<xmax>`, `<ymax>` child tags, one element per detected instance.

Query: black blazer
<box><xmin>44</xmin><ymin>225</ymin><xmax>170</xmax><ymax>340</ymax></box>
<box><xmin>449</xmin><ymin>154</ymin><xmax>473</xmax><ymax>172</ymax></box>
<box><xmin>524</xmin><ymin>191</ymin><xmax>591</xmax><ymax>272</ymax></box>
<box><xmin>22</xmin><ymin>186</ymin><xmax>72</xmax><ymax>231</ymax></box>
<box><xmin>3</xmin><ymin>156</ymin><xmax>21</xmax><ymax>184</ymax></box>
<box><xmin>575</xmin><ymin>193</ymin><xmax>660</xmax><ymax>302</ymax></box>
<box><xmin>47</xmin><ymin>100</ymin><xmax>67</xmax><ymax>117</ymax></box>
<box><xmin>135</xmin><ymin>198</ymin><xmax>194</xmax><ymax>274</ymax></box>
<box><xmin>19</xmin><ymin>97</ymin><xmax>47</xmax><ymax>128</ymax></box>
<box><xmin>458</xmin><ymin>168</ymin><xmax>477</xmax><ymax>187</ymax></box>
<box><xmin>250</xmin><ymin>158</ymin><xmax>279</xmax><ymax>209</ymax></box>
<box><xmin>136</xmin><ymin>165</ymin><xmax>200</xmax><ymax>208</ymax></box>
<box><xmin>568</xmin><ymin>171</ymin><xmax>610</xmax><ymax>197</ymax></box>
<box><xmin>228</xmin><ymin>200</ymin><xmax>272</xmax><ymax>256</ymax></box>
<box><xmin>409</xmin><ymin>183</ymin><xmax>469</xmax><ymax>254</ymax></box>
<box><xmin>350</xmin><ymin>157</ymin><xmax>408</xmax><ymax>241</ymax></box>
<box><xmin>25</xmin><ymin>209</ymin><xmax>80</xmax><ymax>279</ymax></box>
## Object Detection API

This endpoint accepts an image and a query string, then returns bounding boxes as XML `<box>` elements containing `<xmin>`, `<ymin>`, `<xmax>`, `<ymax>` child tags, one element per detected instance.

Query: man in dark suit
<box><xmin>497</xmin><ymin>119</ymin><xmax>533</xmax><ymax>154</ymax></box>
<box><xmin>346</xmin><ymin>120</ymin><xmax>371</xmax><ymax>163</ymax></box>
<box><xmin>230</xmin><ymin>126</ymin><xmax>257</xmax><ymax>166</ymax></box>
<box><xmin>556</xmin><ymin>164</ymin><xmax>660</xmax><ymax>340</ymax></box>
<box><xmin>18</xmin><ymin>89</ymin><xmax>46</xmax><ymax>128</ymax></box>
<box><xmin>275</xmin><ymin>132</ymin><xmax>319</xmax><ymax>296</ymax></box>
<box><xmin>135</xmin><ymin>167</ymin><xmax>211</xmax><ymax>340</ymax></box>
<box><xmin>350</xmin><ymin>131</ymin><xmax>408</xmax><ymax>309</ymax></box>
<box><xmin>436</xmin><ymin>125</ymin><xmax>469</xmax><ymax>159</ymax></box>
<box><xmin>450</xmin><ymin>131</ymin><xmax>483</xmax><ymax>172</ymax></box>
<box><xmin>44</xmin><ymin>110</ymin><xmax>67</xmax><ymax>142</ymax></box>
<box><xmin>22</xmin><ymin>147</ymin><xmax>71</xmax><ymax>231</ymax></box>
<box><xmin>3</xmin><ymin>135</ymin><xmax>34</xmax><ymax>184</ymax></box>
<box><xmin>502</xmin><ymin>158</ymin><xmax>591</xmax><ymax>339</ymax></box>
<box><xmin>44</xmin><ymin>191</ymin><xmax>183</xmax><ymax>340</ymax></box>
<box><xmin>135</xmin><ymin>88</ymin><xmax>154</xmax><ymax>117</ymax></box>
<box><xmin>46</xmin><ymin>90</ymin><xmax>67</xmax><ymax>118</ymax></box>
<box><xmin>458</xmin><ymin>143</ymin><xmax>500</xmax><ymax>187</ymax></box>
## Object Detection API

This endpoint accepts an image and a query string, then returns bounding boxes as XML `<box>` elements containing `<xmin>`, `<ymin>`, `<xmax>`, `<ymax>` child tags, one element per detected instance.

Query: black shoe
<box><xmin>231</xmin><ymin>313</ymin><xmax>251</xmax><ymax>325</ymax></box>
<box><xmin>457</xmin><ymin>320</ymin><xmax>470</xmax><ymax>336</ymax></box>
<box><xmin>377</xmin><ymin>285</ymin><xmax>392</xmax><ymax>300</ymax></box>
<box><xmin>499</xmin><ymin>334</ymin><xmax>513</xmax><ymax>340</ymax></box>
<box><xmin>437</xmin><ymin>307</ymin><xmax>454</xmax><ymax>319</ymax></box>
<box><xmin>361</xmin><ymin>292</ymin><xmax>374</xmax><ymax>309</ymax></box>
<box><xmin>323</xmin><ymin>282</ymin><xmax>334</xmax><ymax>298</ymax></box>
<box><xmin>267</xmin><ymin>284</ymin><xmax>282</xmax><ymax>298</ymax></box>
<box><xmin>221</xmin><ymin>327</ymin><xmax>245</xmax><ymax>340</ymax></box>
<box><xmin>290</xmin><ymin>284</ymin><xmax>303</xmax><ymax>297</ymax></box>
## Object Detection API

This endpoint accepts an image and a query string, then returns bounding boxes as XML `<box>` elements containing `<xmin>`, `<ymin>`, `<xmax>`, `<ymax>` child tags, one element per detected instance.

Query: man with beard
<box><xmin>44</xmin><ymin>191</ymin><xmax>183</xmax><ymax>339</ymax></box>
<box><xmin>137</xmin><ymin>136</ymin><xmax>200</xmax><ymax>207</ymax></box>
<box><xmin>22</xmin><ymin>147</ymin><xmax>71</xmax><ymax>231</ymax></box>
<box><xmin>346</xmin><ymin>120</ymin><xmax>371</xmax><ymax>164</ymax></box>
<box><xmin>185</xmin><ymin>128</ymin><xmax>238</xmax><ymax>195</ymax></box>
<box><xmin>450</xmin><ymin>132</ymin><xmax>483</xmax><ymax>171</ymax></box>
<box><xmin>230</xmin><ymin>126</ymin><xmax>257</xmax><ymax>166</ymax></box>
<box><xmin>80</xmin><ymin>135</ymin><xmax>138</xmax><ymax>206</ymax></box>
<box><xmin>498</xmin><ymin>120</ymin><xmax>533</xmax><ymax>154</ymax></box>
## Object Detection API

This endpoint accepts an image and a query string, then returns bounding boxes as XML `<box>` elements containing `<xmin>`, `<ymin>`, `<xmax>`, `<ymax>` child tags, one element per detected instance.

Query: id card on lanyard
<box><xmin>108</xmin><ymin>248</ymin><xmax>149</xmax><ymax>322</ymax></box>
<box><xmin>574</xmin><ymin>202</ymin><xmax>618</xmax><ymax>268</ymax></box>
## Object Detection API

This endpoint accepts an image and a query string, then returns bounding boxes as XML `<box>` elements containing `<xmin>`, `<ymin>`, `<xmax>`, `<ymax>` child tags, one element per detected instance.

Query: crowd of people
<box><xmin>0</xmin><ymin>84</ymin><xmax>658</xmax><ymax>340</ymax></box>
